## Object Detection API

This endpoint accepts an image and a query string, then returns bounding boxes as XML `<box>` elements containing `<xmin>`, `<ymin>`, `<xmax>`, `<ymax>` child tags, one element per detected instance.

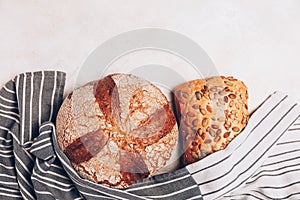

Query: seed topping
<box><xmin>195</xmin><ymin>91</ymin><xmax>201</xmax><ymax>100</ymax></box>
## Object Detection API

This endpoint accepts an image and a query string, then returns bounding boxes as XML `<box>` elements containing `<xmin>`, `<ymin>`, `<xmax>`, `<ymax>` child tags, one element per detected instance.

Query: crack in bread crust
<box><xmin>65</xmin><ymin>129</ymin><xmax>108</xmax><ymax>164</ymax></box>
<box><xmin>94</xmin><ymin>76</ymin><xmax>121</xmax><ymax>124</ymax></box>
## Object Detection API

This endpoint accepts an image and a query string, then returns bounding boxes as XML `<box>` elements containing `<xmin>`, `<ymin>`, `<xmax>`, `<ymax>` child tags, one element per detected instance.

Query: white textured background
<box><xmin>0</xmin><ymin>0</ymin><xmax>299</xmax><ymax>112</ymax></box>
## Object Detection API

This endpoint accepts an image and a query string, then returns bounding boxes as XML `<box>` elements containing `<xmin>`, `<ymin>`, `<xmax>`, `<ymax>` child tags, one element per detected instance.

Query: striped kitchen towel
<box><xmin>0</xmin><ymin>71</ymin><xmax>299</xmax><ymax>200</ymax></box>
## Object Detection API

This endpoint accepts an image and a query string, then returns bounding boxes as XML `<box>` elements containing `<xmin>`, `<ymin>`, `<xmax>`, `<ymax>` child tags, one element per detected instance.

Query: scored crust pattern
<box><xmin>174</xmin><ymin>76</ymin><xmax>249</xmax><ymax>165</ymax></box>
<box><xmin>56</xmin><ymin>74</ymin><xmax>178</xmax><ymax>188</ymax></box>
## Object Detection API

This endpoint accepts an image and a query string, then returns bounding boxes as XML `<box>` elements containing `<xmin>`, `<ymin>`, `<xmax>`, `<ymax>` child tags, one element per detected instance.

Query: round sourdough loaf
<box><xmin>56</xmin><ymin>73</ymin><xmax>179</xmax><ymax>188</ymax></box>
<box><xmin>173</xmin><ymin>76</ymin><xmax>249</xmax><ymax>166</ymax></box>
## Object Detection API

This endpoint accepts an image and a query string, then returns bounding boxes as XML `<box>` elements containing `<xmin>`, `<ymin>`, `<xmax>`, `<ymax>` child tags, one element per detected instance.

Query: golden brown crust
<box><xmin>173</xmin><ymin>76</ymin><xmax>249</xmax><ymax>166</ymax></box>
<box><xmin>56</xmin><ymin>73</ymin><xmax>179</xmax><ymax>188</ymax></box>
<box><xmin>65</xmin><ymin>129</ymin><xmax>108</xmax><ymax>164</ymax></box>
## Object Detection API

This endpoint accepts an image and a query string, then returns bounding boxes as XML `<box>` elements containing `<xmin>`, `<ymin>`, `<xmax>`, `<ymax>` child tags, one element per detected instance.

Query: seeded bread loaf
<box><xmin>173</xmin><ymin>76</ymin><xmax>249</xmax><ymax>165</ymax></box>
<box><xmin>56</xmin><ymin>74</ymin><xmax>179</xmax><ymax>188</ymax></box>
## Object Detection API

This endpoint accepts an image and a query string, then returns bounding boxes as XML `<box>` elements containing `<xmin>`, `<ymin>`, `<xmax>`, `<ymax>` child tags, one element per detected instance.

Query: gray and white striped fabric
<box><xmin>0</xmin><ymin>71</ymin><xmax>299</xmax><ymax>200</ymax></box>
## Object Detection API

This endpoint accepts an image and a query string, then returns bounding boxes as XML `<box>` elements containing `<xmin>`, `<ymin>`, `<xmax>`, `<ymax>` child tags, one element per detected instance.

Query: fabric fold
<box><xmin>186</xmin><ymin>91</ymin><xmax>300</xmax><ymax>200</ymax></box>
<box><xmin>30</xmin><ymin>123</ymin><xmax>57</xmax><ymax>166</ymax></box>
<box><xmin>0</xmin><ymin>71</ymin><xmax>66</xmax><ymax>200</ymax></box>
<box><xmin>31</xmin><ymin>122</ymin><xmax>82</xmax><ymax>200</ymax></box>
